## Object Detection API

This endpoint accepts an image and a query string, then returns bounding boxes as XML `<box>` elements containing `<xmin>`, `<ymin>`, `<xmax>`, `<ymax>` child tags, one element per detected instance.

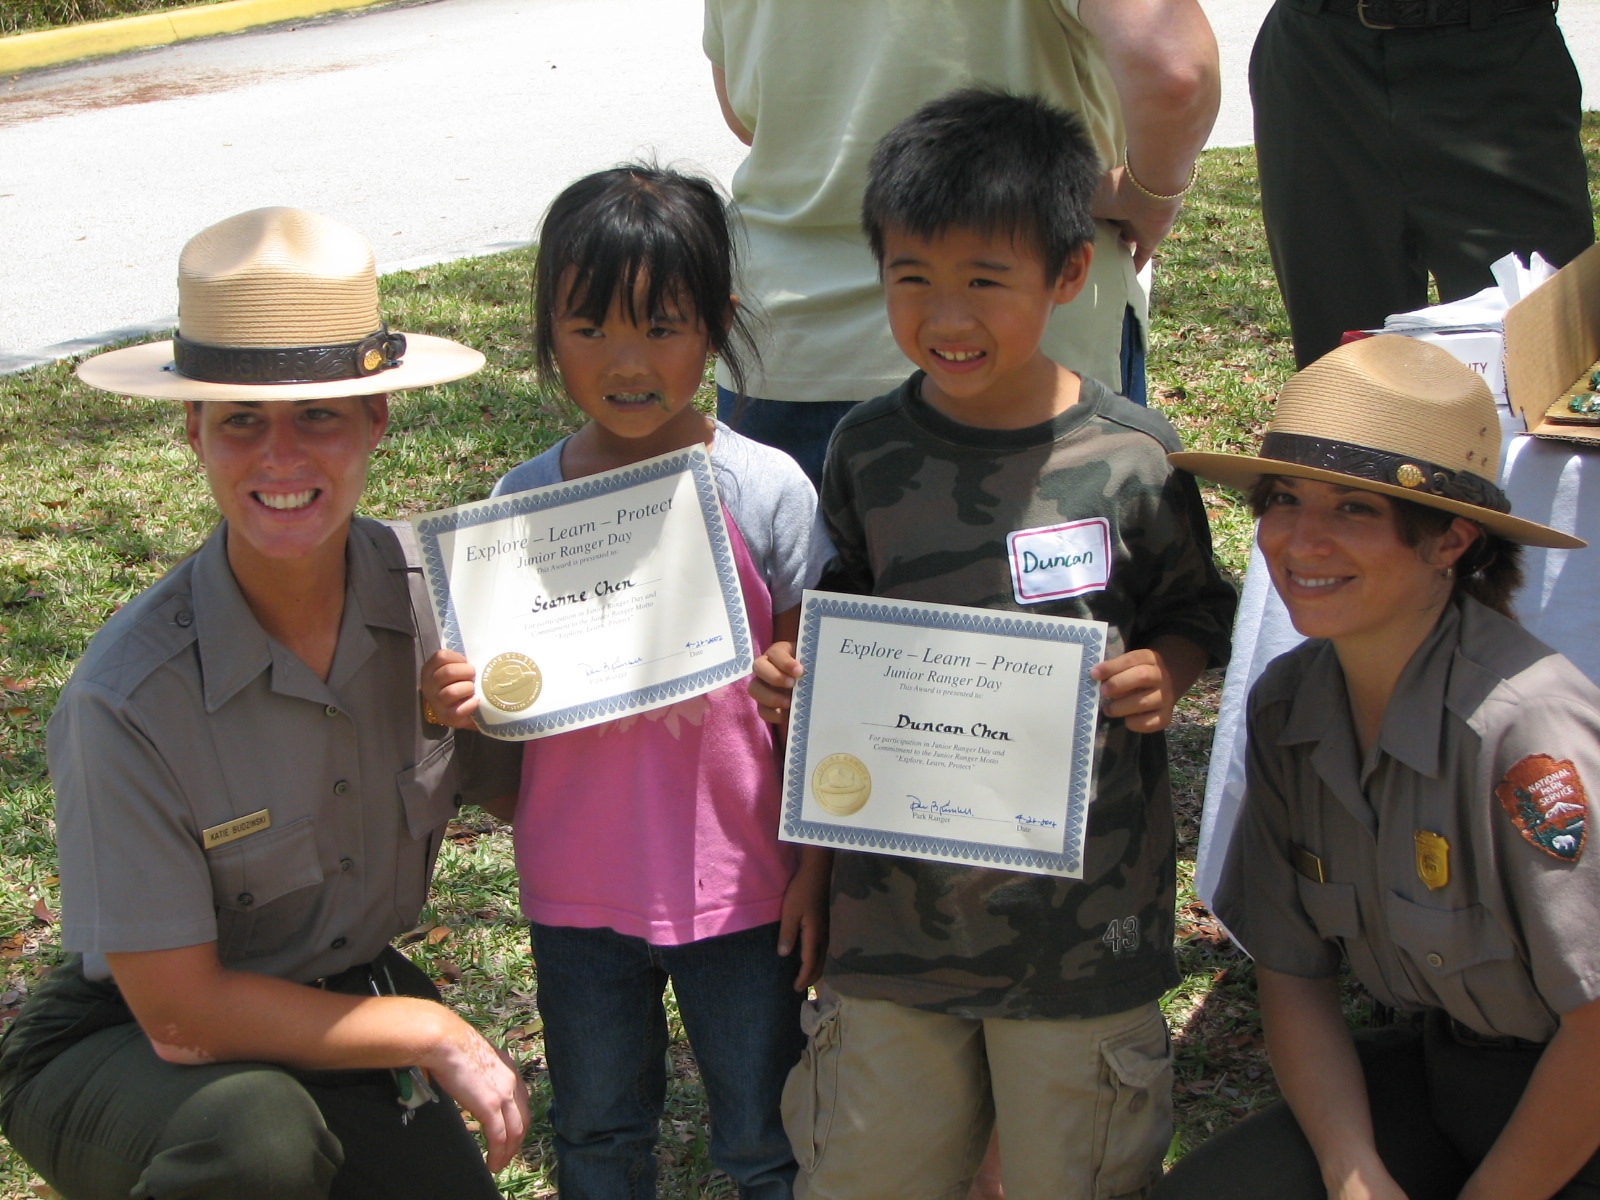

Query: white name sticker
<box><xmin>1007</xmin><ymin>518</ymin><xmax>1112</xmax><ymax>604</ymax></box>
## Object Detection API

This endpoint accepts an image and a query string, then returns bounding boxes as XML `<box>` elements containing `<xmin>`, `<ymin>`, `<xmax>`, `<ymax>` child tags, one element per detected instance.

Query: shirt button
<box><xmin>333</xmin><ymin>779</ymin><xmax>350</xmax><ymax>795</ymax></box>
<box><xmin>340</xmin><ymin>857</ymin><xmax>354</xmax><ymax>872</ymax></box>
<box><xmin>1427</xmin><ymin>952</ymin><xmax>1445</xmax><ymax>968</ymax></box>
<box><xmin>237</xmin><ymin>892</ymin><xmax>254</xmax><ymax>907</ymax></box>
<box><xmin>324</xmin><ymin>705</ymin><xmax>339</xmax><ymax>718</ymax></box>
<box><xmin>331</xmin><ymin>936</ymin><xmax>347</xmax><ymax>950</ymax></box>
<box><xmin>174</xmin><ymin>610</ymin><xmax>193</xmax><ymax>628</ymax></box>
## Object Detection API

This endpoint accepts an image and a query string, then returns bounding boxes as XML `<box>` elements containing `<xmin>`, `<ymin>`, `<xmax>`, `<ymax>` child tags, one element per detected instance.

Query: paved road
<box><xmin>2</xmin><ymin>0</ymin><xmax>1597</xmax><ymax>370</ymax></box>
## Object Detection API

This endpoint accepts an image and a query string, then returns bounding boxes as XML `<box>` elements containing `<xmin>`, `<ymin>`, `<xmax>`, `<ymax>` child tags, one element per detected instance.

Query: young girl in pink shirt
<box><xmin>422</xmin><ymin>165</ymin><xmax>832</xmax><ymax>1199</ymax></box>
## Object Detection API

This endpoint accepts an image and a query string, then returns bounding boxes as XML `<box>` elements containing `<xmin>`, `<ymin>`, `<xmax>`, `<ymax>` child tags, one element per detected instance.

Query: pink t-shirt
<box><xmin>512</xmin><ymin>511</ymin><xmax>798</xmax><ymax>945</ymax></box>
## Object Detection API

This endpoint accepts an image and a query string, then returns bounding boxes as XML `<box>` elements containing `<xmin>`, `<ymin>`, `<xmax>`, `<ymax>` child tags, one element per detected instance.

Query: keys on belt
<box><xmin>369</xmin><ymin>959</ymin><xmax>441</xmax><ymax>1124</ymax></box>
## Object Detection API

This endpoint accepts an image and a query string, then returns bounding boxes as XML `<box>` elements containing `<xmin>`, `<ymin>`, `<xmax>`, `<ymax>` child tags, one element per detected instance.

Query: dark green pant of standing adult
<box><xmin>0</xmin><ymin>948</ymin><xmax>503</xmax><ymax>1200</ymax></box>
<box><xmin>1155</xmin><ymin>1013</ymin><xmax>1600</xmax><ymax>1199</ymax></box>
<box><xmin>1252</xmin><ymin>0</ymin><xmax>1594</xmax><ymax>368</ymax></box>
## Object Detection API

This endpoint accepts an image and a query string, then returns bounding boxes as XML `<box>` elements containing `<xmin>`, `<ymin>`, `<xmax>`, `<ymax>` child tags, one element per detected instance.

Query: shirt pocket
<box><xmin>1295</xmin><ymin>876</ymin><xmax>1362</xmax><ymax>941</ymax></box>
<box><xmin>397</xmin><ymin>735</ymin><xmax>461</xmax><ymax>842</ymax></box>
<box><xmin>209</xmin><ymin>817</ymin><xmax>325</xmax><ymax>962</ymax></box>
<box><xmin>1384</xmin><ymin>892</ymin><xmax>1548</xmax><ymax>1038</ymax></box>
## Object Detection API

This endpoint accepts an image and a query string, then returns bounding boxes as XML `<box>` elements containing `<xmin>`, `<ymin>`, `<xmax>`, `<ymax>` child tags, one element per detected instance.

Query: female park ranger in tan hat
<box><xmin>0</xmin><ymin>208</ymin><xmax>528</xmax><ymax>1200</ymax></box>
<box><xmin>1157</xmin><ymin>335</ymin><xmax>1600</xmax><ymax>1200</ymax></box>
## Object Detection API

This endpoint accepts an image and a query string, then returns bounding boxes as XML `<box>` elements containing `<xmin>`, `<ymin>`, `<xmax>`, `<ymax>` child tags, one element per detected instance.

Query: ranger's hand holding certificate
<box><xmin>781</xmin><ymin>592</ymin><xmax>1106</xmax><ymax>877</ymax></box>
<box><xmin>410</xmin><ymin>445</ymin><xmax>752</xmax><ymax>739</ymax></box>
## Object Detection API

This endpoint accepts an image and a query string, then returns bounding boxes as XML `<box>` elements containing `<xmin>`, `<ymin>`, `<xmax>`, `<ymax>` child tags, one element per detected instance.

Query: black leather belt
<box><xmin>1312</xmin><ymin>0</ymin><xmax>1555</xmax><ymax>27</ymax></box>
<box><xmin>1446</xmin><ymin>1015</ymin><xmax>1547</xmax><ymax>1052</ymax></box>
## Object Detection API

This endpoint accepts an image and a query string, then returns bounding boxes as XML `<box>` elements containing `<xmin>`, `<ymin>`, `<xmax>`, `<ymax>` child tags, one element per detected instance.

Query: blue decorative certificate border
<box><xmin>782</xmin><ymin>594</ymin><xmax>1103</xmax><ymax>875</ymax></box>
<box><xmin>412</xmin><ymin>447</ymin><xmax>752</xmax><ymax>738</ymax></box>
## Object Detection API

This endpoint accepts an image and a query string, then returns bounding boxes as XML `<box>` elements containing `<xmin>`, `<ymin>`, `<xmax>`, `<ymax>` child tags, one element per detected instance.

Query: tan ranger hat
<box><xmin>1170</xmin><ymin>335</ymin><xmax>1584</xmax><ymax>550</ymax></box>
<box><xmin>76</xmin><ymin>207</ymin><xmax>484</xmax><ymax>401</ymax></box>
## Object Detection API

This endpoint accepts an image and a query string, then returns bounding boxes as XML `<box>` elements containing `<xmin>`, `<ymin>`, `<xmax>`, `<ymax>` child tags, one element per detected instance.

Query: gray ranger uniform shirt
<box><xmin>1215</xmin><ymin>597</ymin><xmax>1600</xmax><ymax>1044</ymax></box>
<box><xmin>48</xmin><ymin>518</ymin><xmax>519</xmax><ymax>984</ymax></box>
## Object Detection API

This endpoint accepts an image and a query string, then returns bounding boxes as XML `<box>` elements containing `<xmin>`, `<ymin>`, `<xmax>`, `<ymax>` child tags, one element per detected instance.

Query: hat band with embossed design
<box><xmin>1256</xmin><ymin>432</ymin><xmax>1511</xmax><ymax>513</ymax></box>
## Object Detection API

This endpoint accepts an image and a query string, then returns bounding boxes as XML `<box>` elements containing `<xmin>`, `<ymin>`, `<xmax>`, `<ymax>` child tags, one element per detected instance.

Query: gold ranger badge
<box><xmin>481</xmin><ymin>652</ymin><xmax>543</xmax><ymax>713</ymax></box>
<box><xmin>1414</xmin><ymin>829</ymin><xmax>1451</xmax><ymax>890</ymax></box>
<box><xmin>812</xmin><ymin>753</ymin><xmax>871</xmax><ymax>816</ymax></box>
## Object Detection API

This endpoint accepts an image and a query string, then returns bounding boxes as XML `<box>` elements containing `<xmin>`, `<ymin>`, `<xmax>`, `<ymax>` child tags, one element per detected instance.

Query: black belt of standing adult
<box><xmin>1292</xmin><ymin>0</ymin><xmax>1556</xmax><ymax>28</ymax></box>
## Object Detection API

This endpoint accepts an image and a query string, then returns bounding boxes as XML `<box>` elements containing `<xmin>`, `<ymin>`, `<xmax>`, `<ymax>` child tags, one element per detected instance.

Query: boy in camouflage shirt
<box><xmin>750</xmin><ymin>90</ymin><xmax>1236</xmax><ymax>1200</ymax></box>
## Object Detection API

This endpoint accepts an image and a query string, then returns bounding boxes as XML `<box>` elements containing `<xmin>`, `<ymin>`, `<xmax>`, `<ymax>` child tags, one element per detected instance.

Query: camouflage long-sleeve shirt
<box><xmin>818</xmin><ymin>372</ymin><xmax>1236</xmax><ymax>1019</ymax></box>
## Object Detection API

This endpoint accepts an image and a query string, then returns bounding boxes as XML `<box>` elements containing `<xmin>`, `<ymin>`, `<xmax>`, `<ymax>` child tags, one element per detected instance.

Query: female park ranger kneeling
<box><xmin>0</xmin><ymin>208</ymin><xmax>528</xmax><ymax>1200</ymax></box>
<box><xmin>1158</xmin><ymin>335</ymin><xmax>1599</xmax><ymax>1200</ymax></box>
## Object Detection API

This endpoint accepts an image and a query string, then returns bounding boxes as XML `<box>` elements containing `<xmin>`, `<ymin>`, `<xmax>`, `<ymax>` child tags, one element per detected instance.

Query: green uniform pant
<box><xmin>1154</xmin><ymin>1012</ymin><xmax>1600</xmax><ymax>1199</ymax></box>
<box><xmin>0</xmin><ymin>949</ymin><xmax>502</xmax><ymax>1200</ymax></box>
<box><xmin>1252</xmin><ymin>0</ymin><xmax>1594</xmax><ymax>367</ymax></box>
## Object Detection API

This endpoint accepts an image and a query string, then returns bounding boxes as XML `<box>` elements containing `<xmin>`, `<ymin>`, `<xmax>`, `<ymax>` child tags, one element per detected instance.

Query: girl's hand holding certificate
<box><xmin>420</xmin><ymin>649</ymin><xmax>482</xmax><ymax>729</ymax></box>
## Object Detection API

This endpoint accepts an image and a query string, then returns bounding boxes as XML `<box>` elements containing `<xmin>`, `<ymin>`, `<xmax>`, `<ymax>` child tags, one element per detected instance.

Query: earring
<box><xmin>1440</xmin><ymin>566</ymin><xmax>1455</xmax><ymax>581</ymax></box>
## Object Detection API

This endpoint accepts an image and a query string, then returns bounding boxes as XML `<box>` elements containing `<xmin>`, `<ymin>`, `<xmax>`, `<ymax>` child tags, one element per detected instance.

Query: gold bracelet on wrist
<box><xmin>1124</xmin><ymin>156</ymin><xmax>1197</xmax><ymax>202</ymax></box>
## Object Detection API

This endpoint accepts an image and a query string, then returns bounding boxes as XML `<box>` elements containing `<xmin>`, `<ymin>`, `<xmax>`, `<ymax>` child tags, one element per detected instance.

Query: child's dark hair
<box><xmin>861</xmin><ymin>88</ymin><xmax>1100</xmax><ymax>278</ymax></box>
<box><xmin>533</xmin><ymin>164</ymin><xmax>757</xmax><ymax>396</ymax></box>
<box><xmin>1246</xmin><ymin>476</ymin><xmax>1524</xmax><ymax>618</ymax></box>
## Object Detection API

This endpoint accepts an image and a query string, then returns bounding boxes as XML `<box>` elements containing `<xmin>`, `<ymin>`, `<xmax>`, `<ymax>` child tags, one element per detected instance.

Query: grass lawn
<box><xmin>2</xmin><ymin>0</ymin><xmax>234</xmax><ymax>37</ymax></box>
<box><xmin>1</xmin><ymin>124</ymin><xmax>1597</xmax><ymax>1196</ymax></box>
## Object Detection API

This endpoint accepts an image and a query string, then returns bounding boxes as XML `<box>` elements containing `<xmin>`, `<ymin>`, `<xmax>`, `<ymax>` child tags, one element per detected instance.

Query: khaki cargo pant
<box><xmin>782</xmin><ymin>987</ymin><xmax>1172</xmax><ymax>1200</ymax></box>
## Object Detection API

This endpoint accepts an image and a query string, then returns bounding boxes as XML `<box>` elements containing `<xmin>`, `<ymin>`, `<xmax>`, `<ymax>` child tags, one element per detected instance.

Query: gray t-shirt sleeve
<box><xmin>712</xmin><ymin>424</ymin><xmax>834</xmax><ymax>612</ymax></box>
<box><xmin>492</xmin><ymin>441</ymin><xmax>567</xmax><ymax>497</ymax></box>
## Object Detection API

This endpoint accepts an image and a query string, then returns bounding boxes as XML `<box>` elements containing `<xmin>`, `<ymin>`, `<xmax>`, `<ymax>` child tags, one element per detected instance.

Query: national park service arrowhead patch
<box><xmin>1495</xmin><ymin>754</ymin><xmax>1588</xmax><ymax>862</ymax></box>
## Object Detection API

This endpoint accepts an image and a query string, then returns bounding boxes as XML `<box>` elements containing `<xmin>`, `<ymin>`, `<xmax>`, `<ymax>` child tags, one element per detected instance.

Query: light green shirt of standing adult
<box><xmin>704</xmin><ymin>0</ymin><xmax>1140</xmax><ymax>404</ymax></box>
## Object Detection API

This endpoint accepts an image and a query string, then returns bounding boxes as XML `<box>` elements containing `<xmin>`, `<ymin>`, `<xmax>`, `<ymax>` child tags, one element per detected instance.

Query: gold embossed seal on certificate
<box><xmin>482</xmin><ymin>652</ymin><xmax>543</xmax><ymax>713</ymax></box>
<box><xmin>811</xmin><ymin>753</ymin><xmax>871</xmax><ymax>816</ymax></box>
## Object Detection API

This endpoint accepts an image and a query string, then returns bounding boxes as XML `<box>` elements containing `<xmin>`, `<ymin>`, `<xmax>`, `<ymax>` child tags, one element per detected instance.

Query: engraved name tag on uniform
<box><xmin>202</xmin><ymin>809</ymin><xmax>271</xmax><ymax>849</ymax></box>
<box><xmin>1289</xmin><ymin>842</ymin><xmax>1326</xmax><ymax>883</ymax></box>
<box><xmin>1006</xmin><ymin>518</ymin><xmax>1112</xmax><ymax>604</ymax></box>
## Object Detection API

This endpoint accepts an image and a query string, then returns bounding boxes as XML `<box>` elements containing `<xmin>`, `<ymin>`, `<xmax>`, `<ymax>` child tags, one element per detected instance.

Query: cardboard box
<box><xmin>1504</xmin><ymin>240</ymin><xmax>1600</xmax><ymax>446</ymax></box>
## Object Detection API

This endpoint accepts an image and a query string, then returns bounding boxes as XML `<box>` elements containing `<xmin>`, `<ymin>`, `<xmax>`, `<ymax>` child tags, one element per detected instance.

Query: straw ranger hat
<box><xmin>76</xmin><ymin>207</ymin><xmax>483</xmax><ymax>401</ymax></box>
<box><xmin>1169</xmin><ymin>335</ymin><xmax>1584</xmax><ymax>550</ymax></box>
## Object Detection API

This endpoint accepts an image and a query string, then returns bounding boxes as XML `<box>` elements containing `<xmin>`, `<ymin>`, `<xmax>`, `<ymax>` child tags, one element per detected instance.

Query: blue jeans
<box><xmin>718</xmin><ymin>305</ymin><xmax>1148</xmax><ymax>487</ymax></box>
<box><xmin>531</xmin><ymin>921</ymin><xmax>805</xmax><ymax>1200</ymax></box>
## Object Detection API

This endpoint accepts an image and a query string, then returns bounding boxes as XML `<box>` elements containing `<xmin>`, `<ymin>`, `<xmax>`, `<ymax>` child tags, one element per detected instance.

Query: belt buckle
<box><xmin>1358</xmin><ymin>0</ymin><xmax>1398</xmax><ymax>26</ymax></box>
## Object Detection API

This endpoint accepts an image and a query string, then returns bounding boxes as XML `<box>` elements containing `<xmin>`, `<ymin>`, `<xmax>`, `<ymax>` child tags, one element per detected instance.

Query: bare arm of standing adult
<box><xmin>712</xmin><ymin>65</ymin><xmax>754</xmax><ymax>145</ymax></box>
<box><xmin>106</xmin><ymin>945</ymin><xmax>531</xmax><ymax>1173</ymax></box>
<box><xmin>1077</xmin><ymin>0</ymin><xmax>1220</xmax><ymax>269</ymax></box>
<box><xmin>1258</xmin><ymin>968</ymin><xmax>1409</xmax><ymax>1200</ymax></box>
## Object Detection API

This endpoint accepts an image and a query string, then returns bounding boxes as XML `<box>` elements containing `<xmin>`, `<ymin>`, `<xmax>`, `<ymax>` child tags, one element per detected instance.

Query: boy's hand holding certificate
<box><xmin>410</xmin><ymin>445</ymin><xmax>752</xmax><ymax>739</ymax></box>
<box><xmin>781</xmin><ymin>592</ymin><xmax>1106</xmax><ymax>878</ymax></box>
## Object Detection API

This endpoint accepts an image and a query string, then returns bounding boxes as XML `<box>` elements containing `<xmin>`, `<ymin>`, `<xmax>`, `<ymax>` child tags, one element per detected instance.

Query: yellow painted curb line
<box><xmin>1</xmin><ymin>0</ymin><xmax>388</xmax><ymax>75</ymax></box>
